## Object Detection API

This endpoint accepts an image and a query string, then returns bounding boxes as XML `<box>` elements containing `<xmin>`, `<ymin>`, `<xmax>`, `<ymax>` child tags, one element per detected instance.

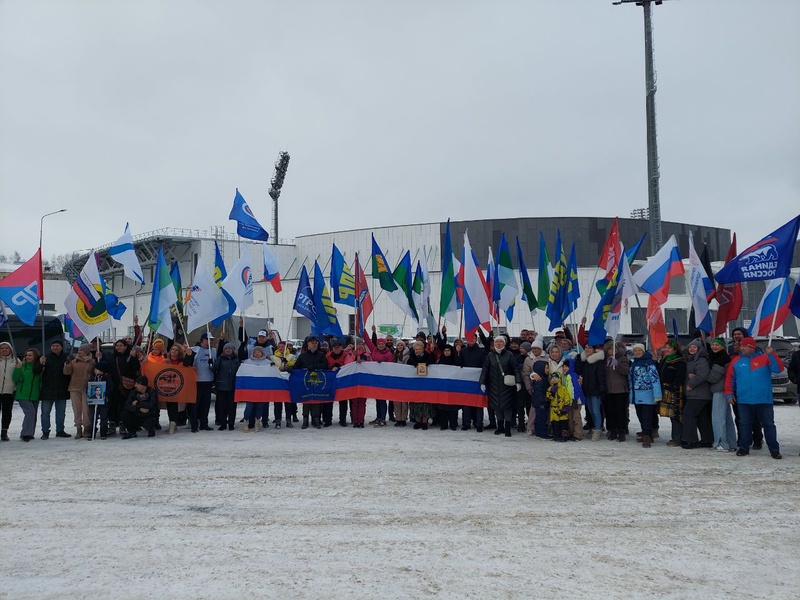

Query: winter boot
<box><xmin>617</xmin><ymin>431</ymin><xmax>626</xmax><ymax>442</ymax></box>
<box><xmin>607</xmin><ymin>428</ymin><xmax>618</xmax><ymax>441</ymax></box>
<box><xmin>504</xmin><ymin>422</ymin><xmax>512</xmax><ymax>437</ymax></box>
<box><xmin>168</xmin><ymin>421</ymin><xmax>177</xmax><ymax>435</ymax></box>
<box><xmin>285</xmin><ymin>419</ymin><xmax>293</xmax><ymax>428</ymax></box>
<box><xmin>642</xmin><ymin>435</ymin><xmax>652</xmax><ymax>448</ymax></box>
<box><xmin>254</xmin><ymin>421</ymin><xmax>262</xmax><ymax>432</ymax></box>
<box><xmin>243</xmin><ymin>422</ymin><xmax>252</xmax><ymax>433</ymax></box>
<box><xmin>74</xmin><ymin>426</ymin><xmax>82</xmax><ymax>440</ymax></box>
<box><xmin>1</xmin><ymin>429</ymin><xmax>8</xmax><ymax>442</ymax></box>
<box><xmin>591</xmin><ymin>429</ymin><xmax>602</xmax><ymax>442</ymax></box>
<box><xmin>494</xmin><ymin>420</ymin><xmax>504</xmax><ymax>436</ymax></box>
<box><xmin>301</xmin><ymin>418</ymin><xmax>309</xmax><ymax>430</ymax></box>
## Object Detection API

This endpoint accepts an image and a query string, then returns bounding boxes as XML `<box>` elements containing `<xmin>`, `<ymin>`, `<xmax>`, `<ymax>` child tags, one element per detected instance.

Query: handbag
<box><xmin>495</xmin><ymin>354</ymin><xmax>517</xmax><ymax>387</ymax></box>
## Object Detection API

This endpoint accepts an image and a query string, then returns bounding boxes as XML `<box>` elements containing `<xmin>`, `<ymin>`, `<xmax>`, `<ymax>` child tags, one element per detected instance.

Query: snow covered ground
<box><xmin>2</xmin><ymin>402</ymin><xmax>799</xmax><ymax>600</ymax></box>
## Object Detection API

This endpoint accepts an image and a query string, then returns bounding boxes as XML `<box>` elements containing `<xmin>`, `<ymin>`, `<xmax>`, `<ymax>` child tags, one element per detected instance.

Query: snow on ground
<box><xmin>1</xmin><ymin>402</ymin><xmax>799</xmax><ymax>600</ymax></box>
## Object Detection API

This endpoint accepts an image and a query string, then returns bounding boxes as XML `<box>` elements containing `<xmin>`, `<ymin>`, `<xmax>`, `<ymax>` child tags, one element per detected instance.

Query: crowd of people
<box><xmin>1</xmin><ymin>316</ymin><xmax>797</xmax><ymax>460</ymax></box>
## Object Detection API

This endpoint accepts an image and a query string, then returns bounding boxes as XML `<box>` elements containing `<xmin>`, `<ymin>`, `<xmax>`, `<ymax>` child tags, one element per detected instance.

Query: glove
<box><xmin>516</xmin><ymin>384</ymin><xmax>521</xmax><ymax>392</ymax></box>
<box><xmin>480</xmin><ymin>384</ymin><xmax>486</xmax><ymax>393</ymax></box>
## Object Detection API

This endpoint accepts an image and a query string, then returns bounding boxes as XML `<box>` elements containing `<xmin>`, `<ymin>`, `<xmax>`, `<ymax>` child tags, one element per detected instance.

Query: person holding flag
<box><xmin>0</xmin><ymin>342</ymin><xmax>20</xmax><ymax>441</ymax></box>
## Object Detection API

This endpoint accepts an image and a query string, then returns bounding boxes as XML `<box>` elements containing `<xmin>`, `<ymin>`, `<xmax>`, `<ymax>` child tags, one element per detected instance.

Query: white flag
<box><xmin>221</xmin><ymin>250</ymin><xmax>254</xmax><ymax>313</ymax></box>
<box><xmin>64</xmin><ymin>251</ymin><xmax>111</xmax><ymax>341</ymax></box>
<box><xmin>108</xmin><ymin>223</ymin><xmax>144</xmax><ymax>284</ymax></box>
<box><xmin>186</xmin><ymin>262</ymin><xmax>229</xmax><ymax>333</ymax></box>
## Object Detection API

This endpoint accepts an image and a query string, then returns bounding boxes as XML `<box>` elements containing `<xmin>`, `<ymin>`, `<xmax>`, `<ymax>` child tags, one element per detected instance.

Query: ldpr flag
<box><xmin>0</xmin><ymin>249</ymin><xmax>43</xmax><ymax>326</ymax></box>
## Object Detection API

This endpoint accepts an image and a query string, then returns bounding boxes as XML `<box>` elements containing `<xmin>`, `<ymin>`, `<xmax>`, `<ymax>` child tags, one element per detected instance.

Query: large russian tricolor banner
<box><xmin>234</xmin><ymin>362</ymin><xmax>486</xmax><ymax>407</ymax></box>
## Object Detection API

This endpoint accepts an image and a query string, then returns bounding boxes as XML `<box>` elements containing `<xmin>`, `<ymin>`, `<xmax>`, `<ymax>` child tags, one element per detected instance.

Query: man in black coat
<box><xmin>39</xmin><ymin>341</ymin><xmax>71</xmax><ymax>439</ymax></box>
<box><xmin>460</xmin><ymin>336</ymin><xmax>488</xmax><ymax>431</ymax></box>
<box><xmin>290</xmin><ymin>336</ymin><xmax>329</xmax><ymax>429</ymax></box>
<box><xmin>121</xmin><ymin>376</ymin><xmax>159</xmax><ymax>439</ymax></box>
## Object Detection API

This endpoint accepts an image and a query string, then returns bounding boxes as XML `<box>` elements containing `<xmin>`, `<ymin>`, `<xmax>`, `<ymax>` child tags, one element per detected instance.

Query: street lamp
<box><xmin>39</xmin><ymin>209</ymin><xmax>67</xmax><ymax>352</ymax></box>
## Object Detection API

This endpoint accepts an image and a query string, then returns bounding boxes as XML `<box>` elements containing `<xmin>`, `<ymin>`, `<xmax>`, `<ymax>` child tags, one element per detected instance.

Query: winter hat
<box><xmin>740</xmin><ymin>337</ymin><xmax>757</xmax><ymax>350</ymax></box>
<box><xmin>331</xmin><ymin>339</ymin><xmax>343</xmax><ymax>348</ymax></box>
<box><xmin>687</xmin><ymin>339</ymin><xmax>703</xmax><ymax>350</ymax></box>
<box><xmin>531</xmin><ymin>339</ymin><xmax>544</xmax><ymax>350</ymax></box>
<box><xmin>135</xmin><ymin>375</ymin><xmax>148</xmax><ymax>386</ymax></box>
<box><xmin>711</xmin><ymin>337</ymin><xmax>725</xmax><ymax>347</ymax></box>
<box><xmin>152</xmin><ymin>339</ymin><xmax>165</xmax><ymax>348</ymax></box>
<box><xmin>79</xmin><ymin>343</ymin><xmax>93</xmax><ymax>353</ymax></box>
<box><xmin>632</xmin><ymin>343</ymin><xmax>646</xmax><ymax>354</ymax></box>
<box><xmin>377</xmin><ymin>338</ymin><xmax>387</xmax><ymax>344</ymax></box>
<box><xmin>200</xmin><ymin>332</ymin><xmax>213</xmax><ymax>341</ymax></box>
<box><xmin>224</xmin><ymin>343</ymin><xmax>236</xmax><ymax>352</ymax></box>
<box><xmin>520</xmin><ymin>342</ymin><xmax>532</xmax><ymax>352</ymax></box>
<box><xmin>131</xmin><ymin>345</ymin><xmax>144</xmax><ymax>355</ymax></box>
<box><xmin>250</xmin><ymin>346</ymin><xmax>266</xmax><ymax>358</ymax></box>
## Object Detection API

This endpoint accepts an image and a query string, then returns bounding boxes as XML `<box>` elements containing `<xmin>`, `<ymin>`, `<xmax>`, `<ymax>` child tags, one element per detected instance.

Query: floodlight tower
<box><xmin>268</xmin><ymin>151</ymin><xmax>290</xmax><ymax>244</ymax></box>
<box><xmin>614</xmin><ymin>0</ymin><xmax>668</xmax><ymax>255</ymax></box>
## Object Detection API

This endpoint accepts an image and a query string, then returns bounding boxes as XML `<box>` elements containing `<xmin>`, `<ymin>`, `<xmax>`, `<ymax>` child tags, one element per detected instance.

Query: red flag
<box><xmin>353</xmin><ymin>253</ymin><xmax>373</xmax><ymax>335</ymax></box>
<box><xmin>598</xmin><ymin>217</ymin><xmax>622</xmax><ymax>272</ymax></box>
<box><xmin>0</xmin><ymin>248</ymin><xmax>44</xmax><ymax>299</ymax></box>
<box><xmin>647</xmin><ymin>296</ymin><xmax>667</xmax><ymax>350</ymax></box>
<box><xmin>713</xmin><ymin>234</ymin><xmax>743</xmax><ymax>336</ymax></box>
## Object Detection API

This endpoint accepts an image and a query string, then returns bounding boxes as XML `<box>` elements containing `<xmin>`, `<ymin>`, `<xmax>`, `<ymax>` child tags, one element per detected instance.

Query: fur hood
<box><xmin>580</xmin><ymin>349</ymin><xmax>605</xmax><ymax>365</ymax></box>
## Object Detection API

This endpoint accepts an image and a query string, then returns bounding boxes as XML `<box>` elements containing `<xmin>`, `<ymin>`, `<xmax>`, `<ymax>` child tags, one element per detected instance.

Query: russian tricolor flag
<box><xmin>262</xmin><ymin>243</ymin><xmax>282</xmax><ymax>293</ymax></box>
<box><xmin>462</xmin><ymin>231</ymin><xmax>491</xmax><ymax>341</ymax></box>
<box><xmin>632</xmin><ymin>235</ymin><xmax>685</xmax><ymax>306</ymax></box>
<box><xmin>748</xmin><ymin>278</ymin><xmax>792</xmax><ymax>336</ymax></box>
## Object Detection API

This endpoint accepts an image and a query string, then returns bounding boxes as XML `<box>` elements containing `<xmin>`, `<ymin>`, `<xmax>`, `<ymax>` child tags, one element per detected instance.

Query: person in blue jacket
<box><xmin>724</xmin><ymin>336</ymin><xmax>783</xmax><ymax>459</ymax></box>
<box><xmin>628</xmin><ymin>343</ymin><xmax>662</xmax><ymax>448</ymax></box>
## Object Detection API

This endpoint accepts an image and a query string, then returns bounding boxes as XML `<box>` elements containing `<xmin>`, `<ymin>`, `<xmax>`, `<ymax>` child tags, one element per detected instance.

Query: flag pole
<box><xmin>582</xmin><ymin>266</ymin><xmax>602</xmax><ymax>320</ymax></box>
<box><xmin>767</xmin><ymin>278</ymin><xmax>787</xmax><ymax>346</ymax></box>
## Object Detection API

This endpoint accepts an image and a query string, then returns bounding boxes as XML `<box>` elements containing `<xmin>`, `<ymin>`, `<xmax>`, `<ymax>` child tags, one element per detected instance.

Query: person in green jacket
<box><xmin>14</xmin><ymin>348</ymin><xmax>43</xmax><ymax>442</ymax></box>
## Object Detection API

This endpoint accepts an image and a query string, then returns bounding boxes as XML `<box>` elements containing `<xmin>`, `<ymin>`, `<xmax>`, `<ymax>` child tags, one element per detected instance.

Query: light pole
<box><xmin>39</xmin><ymin>209</ymin><xmax>67</xmax><ymax>353</ymax></box>
<box><xmin>613</xmin><ymin>0</ymin><xmax>668</xmax><ymax>255</ymax></box>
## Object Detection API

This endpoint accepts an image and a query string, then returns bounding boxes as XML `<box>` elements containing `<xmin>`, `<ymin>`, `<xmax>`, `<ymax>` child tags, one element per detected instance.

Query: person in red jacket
<box><xmin>365</xmin><ymin>330</ymin><xmax>395</xmax><ymax>427</ymax></box>
<box><xmin>327</xmin><ymin>339</ymin><xmax>354</xmax><ymax>427</ymax></box>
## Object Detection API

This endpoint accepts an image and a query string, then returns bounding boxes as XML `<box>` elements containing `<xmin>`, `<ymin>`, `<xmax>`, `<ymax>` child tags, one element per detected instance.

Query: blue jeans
<box><xmin>737</xmin><ymin>403</ymin><xmax>779</xmax><ymax>453</ymax></box>
<box><xmin>40</xmin><ymin>399</ymin><xmax>68</xmax><ymax>433</ymax></box>
<box><xmin>586</xmin><ymin>395</ymin><xmax>603</xmax><ymax>431</ymax></box>
<box><xmin>711</xmin><ymin>391</ymin><xmax>737</xmax><ymax>450</ymax></box>
<box><xmin>376</xmin><ymin>399</ymin><xmax>387</xmax><ymax>420</ymax></box>
<box><xmin>244</xmin><ymin>403</ymin><xmax>264</xmax><ymax>427</ymax></box>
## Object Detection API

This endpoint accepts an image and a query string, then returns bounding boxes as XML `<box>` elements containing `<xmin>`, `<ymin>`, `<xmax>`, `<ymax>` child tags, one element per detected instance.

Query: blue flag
<box><xmin>546</xmin><ymin>230</ymin><xmax>570</xmax><ymax>331</ymax></box>
<box><xmin>314</xmin><ymin>261</ymin><xmax>343</xmax><ymax>337</ymax></box>
<box><xmin>625</xmin><ymin>232</ymin><xmax>647</xmax><ymax>264</ymax></box>
<box><xmin>330</xmin><ymin>244</ymin><xmax>356</xmax><ymax>307</ymax></box>
<box><xmin>212</xmin><ymin>242</ymin><xmax>236</xmax><ymax>327</ymax></box>
<box><xmin>715</xmin><ymin>215</ymin><xmax>800</xmax><ymax>283</ymax></box>
<box><xmin>229</xmin><ymin>189</ymin><xmax>270</xmax><ymax>242</ymax></box>
<box><xmin>292</xmin><ymin>265</ymin><xmax>317</xmax><ymax>336</ymax></box>
<box><xmin>288</xmin><ymin>369</ymin><xmax>336</xmax><ymax>403</ymax></box>
<box><xmin>566</xmin><ymin>242</ymin><xmax>580</xmax><ymax>315</ymax></box>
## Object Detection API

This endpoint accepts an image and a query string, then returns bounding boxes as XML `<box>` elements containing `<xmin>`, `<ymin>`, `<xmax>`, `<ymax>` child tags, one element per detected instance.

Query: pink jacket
<box><xmin>364</xmin><ymin>337</ymin><xmax>394</xmax><ymax>363</ymax></box>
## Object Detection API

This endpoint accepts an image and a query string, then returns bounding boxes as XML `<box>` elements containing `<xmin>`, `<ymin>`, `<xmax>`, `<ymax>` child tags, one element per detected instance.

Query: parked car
<box><xmin>755</xmin><ymin>337</ymin><xmax>798</xmax><ymax>404</ymax></box>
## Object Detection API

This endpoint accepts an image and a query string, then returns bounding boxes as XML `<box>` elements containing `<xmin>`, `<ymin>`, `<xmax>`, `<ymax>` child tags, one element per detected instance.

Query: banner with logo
<box><xmin>142</xmin><ymin>361</ymin><xmax>197</xmax><ymax>404</ymax></box>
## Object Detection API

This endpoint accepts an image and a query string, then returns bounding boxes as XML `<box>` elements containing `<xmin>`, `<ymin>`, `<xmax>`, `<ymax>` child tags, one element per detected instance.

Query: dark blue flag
<box><xmin>715</xmin><ymin>215</ymin><xmax>800</xmax><ymax>283</ymax></box>
<box><xmin>789</xmin><ymin>280</ymin><xmax>800</xmax><ymax>320</ymax></box>
<box><xmin>288</xmin><ymin>369</ymin><xmax>336</xmax><ymax>403</ymax></box>
<box><xmin>292</xmin><ymin>265</ymin><xmax>317</xmax><ymax>336</ymax></box>
<box><xmin>228</xmin><ymin>189</ymin><xmax>270</xmax><ymax>242</ymax></box>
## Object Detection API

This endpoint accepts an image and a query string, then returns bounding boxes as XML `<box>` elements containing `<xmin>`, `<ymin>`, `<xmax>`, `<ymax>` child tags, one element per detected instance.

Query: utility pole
<box><xmin>614</xmin><ymin>0</ymin><xmax>667</xmax><ymax>255</ymax></box>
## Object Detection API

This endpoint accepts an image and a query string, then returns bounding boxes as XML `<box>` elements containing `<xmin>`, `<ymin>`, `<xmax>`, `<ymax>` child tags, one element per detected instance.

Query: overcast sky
<box><xmin>1</xmin><ymin>0</ymin><xmax>798</xmax><ymax>262</ymax></box>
